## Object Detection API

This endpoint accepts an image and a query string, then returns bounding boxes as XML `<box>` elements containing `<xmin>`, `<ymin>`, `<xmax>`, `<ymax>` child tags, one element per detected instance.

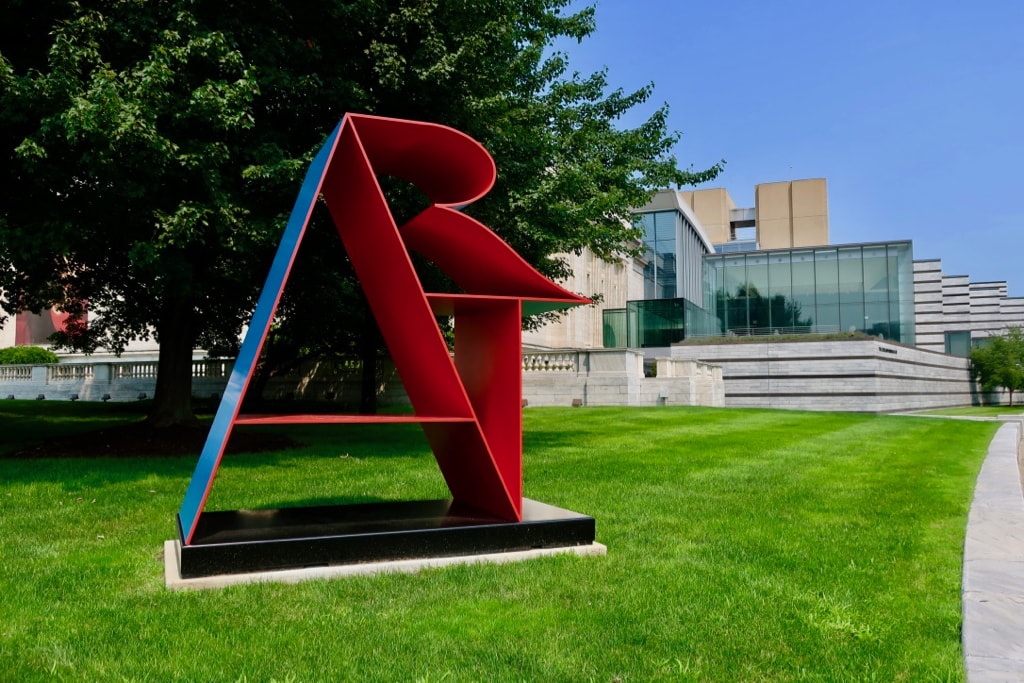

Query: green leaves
<box><xmin>0</xmin><ymin>345</ymin><xmax>59</xmax><ymax>364</ymax></box>
<box><xmin>971</xmin><ymin>327</ymin><xmax>1024</xmax><ymax>405</ymax></box>
<box><xmin>0</xmin><ymin>0</ymin><xmax>723</xmax><ymax>422</ymax></box>
<box><xmin>1</xmin><ymin>1</ymin><xmax>262</xmax><ymax>344</ymax></box>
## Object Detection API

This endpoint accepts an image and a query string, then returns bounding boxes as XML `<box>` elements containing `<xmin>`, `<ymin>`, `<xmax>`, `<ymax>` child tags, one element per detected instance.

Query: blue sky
<box><xmin>556</xmin><ymin>0</ymin><xmax>1024</xmax><ymax>294</ymax></box>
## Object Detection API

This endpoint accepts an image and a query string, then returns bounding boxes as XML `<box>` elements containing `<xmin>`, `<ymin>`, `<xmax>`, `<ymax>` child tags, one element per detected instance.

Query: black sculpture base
<box><xmin>171</xmin><ymin>498</ymin><xmax>596</xmax><ymax>580</ymax></box>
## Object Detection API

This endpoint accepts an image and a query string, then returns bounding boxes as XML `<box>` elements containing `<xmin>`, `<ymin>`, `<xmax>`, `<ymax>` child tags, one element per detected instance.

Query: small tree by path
<box><xmin>971</xmin><ymin>327</ymin><xmax>1024</xmax><ymax>406</ymax></box>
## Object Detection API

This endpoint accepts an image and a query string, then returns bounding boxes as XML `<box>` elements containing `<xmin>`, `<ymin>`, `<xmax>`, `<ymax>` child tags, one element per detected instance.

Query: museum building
<box><xmin>524</xmin><ymin>178</ymin><xmax>1024</xmax><ymax>358</ymax></box>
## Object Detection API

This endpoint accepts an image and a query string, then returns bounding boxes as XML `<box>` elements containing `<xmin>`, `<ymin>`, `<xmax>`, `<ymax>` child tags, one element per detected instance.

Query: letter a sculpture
<box><xmin>169</xmin><ymin>114</ymin><xmax>601</xmax><ymax>582</ymax></box>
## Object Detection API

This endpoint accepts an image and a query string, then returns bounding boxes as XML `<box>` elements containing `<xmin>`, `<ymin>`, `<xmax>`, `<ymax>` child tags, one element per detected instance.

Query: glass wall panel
<box><xmin>889</xmin><ymin>299</ymin><xmax>903</xmax><ymax>342</ymax></box>
<box><xmin>720</xmin><ymin>255</ymin><xmax>745</xmax><ymax>298</ymax></box>
<box><xmin>817</xmin><ymin>304</ymin><xmax>840</xmax><ymax>332</ymax></box>
<box><xmin>655</xmin><ymin>212</ymin><xmax>677</xmax><ymax>298</ymax></box>
<box><xmin>703</xmin><ymin>256</ymin><xmax>720</xmax><ymax>315</ymax></box>
<box><xmin>602</xmin><ymin>309</ymin><xmax>627</xmax><ymax>348</ymax></box>
<box><xmin>746</xmin><ymin>253</ymin><xmax>768</xmax><ymax>296</ymax></box>
<box><xmin>837</xmin><ymin>247</ymin><xmax>864</xmax><ymax>304</ymax></box>
<box><xmin>886</xmin><ymin>249</ymin><xmax>900</xmax><ymax>296</ymax></box>
<box><xmin>658</xmin><ymin>252</ymin><xmax>677</xmax><ymax>299</ymax></box>
<box><xmin>685</xmin><ymin>298</ymin><xmax>723</xmax><ymax>337</ymax></box>
<box><xmin>745</xmin><ymin>253</ymin><xmax>769</xmax><ymax>330</ymax></box>
<box><xmin>945</xmin><ymin>331</ymin><xmax>971</xmax><ymax>357</ymax></box>
<box><xmin>862</xmin><ymin>245</ymin><xmax>889</xmax><ymax>303</ymax></box>
<box><xmin>643</xmin><ymin>247</ymin><xmax>656</xmax><ymax>300</ymax></box>
<box><xmin>768</xmin><ymin>252</ymin><xmax>793</xmax><ymax>329</ymax></box>
<box><xmin>719</xmin><ymin>255</ymin><xmax>745</xmax><ymax>330</ymax></box>
<box><xmin>791</xmin><ymin>250</ymin><xmax>816</xmax><ymax>331</ymax></box>
<box><xmin>840</xmin><ymin>300</ymin><xmax>865</xmax><ymax>333</ymax></box>
<box><xmin>639</xmin><ymin>213</ymin><xmax>657</xmax><ymax>243</ymax></box>
<box><xmin>653</xmin><ymin>211</ymin><xmax>673</xmax><ymax>241</ymax></box>
<box><xmin>865</xmin><ymin>302</ymin><xmax>891</xmax><ymax>339</ymax></box>
<box><xmin>814</xmin><ymin>249</ymin><xmax>839</xmax><ymax>310</ymax></box>
<box><xmin>892</xmin><ymin>243</ymin><xmax>916</xmax><ymax>343</ymax></box>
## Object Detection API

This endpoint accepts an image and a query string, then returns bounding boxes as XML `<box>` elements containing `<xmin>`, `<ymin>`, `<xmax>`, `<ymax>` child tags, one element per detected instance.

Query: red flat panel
<box><xmin>402</xmin><ymin>206</ymin><xmax>590</xmax><ymax>303</ymax></box>
<box><xmin>452</xmin><ymin>298</ymin><xmax>525</xmax><ymax>514</ymax></box>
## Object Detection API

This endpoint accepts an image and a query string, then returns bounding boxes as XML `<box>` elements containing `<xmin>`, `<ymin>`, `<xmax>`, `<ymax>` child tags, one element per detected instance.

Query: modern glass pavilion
<box><xmin>703</xmin><ymin>241</ymin><xmax>916</xmax><ymax>343</ymax></box>
<box><xmin>602</xmin><ymin>204</ymin><xmax>916</xmax><ymax>347</ymax></box>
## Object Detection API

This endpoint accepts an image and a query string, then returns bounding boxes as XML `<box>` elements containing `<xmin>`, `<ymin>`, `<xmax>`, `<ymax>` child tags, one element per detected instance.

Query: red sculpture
<box><xmin>178</xmin><ymin>114</ymin><xmax>588</xmax><ymax>544</ymax></box>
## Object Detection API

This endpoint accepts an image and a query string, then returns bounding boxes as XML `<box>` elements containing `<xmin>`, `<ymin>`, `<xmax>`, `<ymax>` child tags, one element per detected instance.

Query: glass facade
<box><xmin>606</xmin><ymin>203</ymin><xmax>917</xmax><ymax>349</ymax></box>
<box><xmin>629</xmin><ymin>299</ymin><xmax>685</xmax><ymax>347</ymax></box>
<box><xmin>636</xmin><ymin>208</ymin><xmax>713</xmax><ymax>304</ymax></box>
<box><xmin>638</xmin><ymin>211</ymin><xmax>677</xmax><ymax>299</ymax></box>
<box><xmin>602</xmin><ymin>298</ymin><xmax>721</xmax><ymax>348</ymax></box>
<box><xmin>703</xmin><ymin>241</ymin><xmax>915</xmax><ymax>344</ymax></box>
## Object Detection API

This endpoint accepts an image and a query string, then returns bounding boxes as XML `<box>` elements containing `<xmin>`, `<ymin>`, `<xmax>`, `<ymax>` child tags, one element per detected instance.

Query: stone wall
<box><xmin>521</xmin><ymin>349</ymin><xmax>724</xmax><ymax>408</ymax></box>
<box><xmin>914</xmin><ymin>258</ymin><xmax>1024</xmax><ymax>351</ymax></box>
<box><xmin>0</xmin><ymin>350</ymin><xmax>724</xmax><ymax>409</ymax></box>
<box><xmin>670</xmin><ymin>338</ymin><xmax>1002</xmax><ymax>412</ymax></box>
<box><xmin>0</xmin><ymin>351</ymin><xmax>726</xmax><ymax>410</ymax></box>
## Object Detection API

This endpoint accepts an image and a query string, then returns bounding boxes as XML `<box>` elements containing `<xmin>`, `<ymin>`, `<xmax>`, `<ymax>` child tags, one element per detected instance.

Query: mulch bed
<box><xmin>7</xmin><ymin>421</ymin><xmax>300</xmax><ymax>459</ymax></box>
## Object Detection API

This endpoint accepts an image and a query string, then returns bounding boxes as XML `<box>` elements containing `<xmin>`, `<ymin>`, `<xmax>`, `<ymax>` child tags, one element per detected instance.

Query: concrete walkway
<box><xmin>963</xmin><ymin>418</ymin><xmax>1024</xmax><ymax>682</ymax></box>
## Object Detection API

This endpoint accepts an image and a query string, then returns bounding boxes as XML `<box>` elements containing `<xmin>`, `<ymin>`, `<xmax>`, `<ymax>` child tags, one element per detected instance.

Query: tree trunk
<box><xmin>358</xmin><ymin>327</ymin><xmax>378</xmax><ymax>415</ymax></box>
<box><xmin>148</xmin><ymin>301</ymin><xmax>199</xmax><ymax>428</ymax></box>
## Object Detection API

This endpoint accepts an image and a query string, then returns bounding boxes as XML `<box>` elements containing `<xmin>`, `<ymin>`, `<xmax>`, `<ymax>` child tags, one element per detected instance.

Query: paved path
<box><xmin>963</xmin><ymin>418</ymin><xmax>1024</xmax><ymax>682</ymax></box>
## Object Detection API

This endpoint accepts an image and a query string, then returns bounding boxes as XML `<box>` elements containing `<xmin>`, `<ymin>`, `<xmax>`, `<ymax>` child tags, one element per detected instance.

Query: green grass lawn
<box><xmin>0</xmin><ymin>399</ymin><xmax>151</xmax><ymax>452</ymax></box>
<box><xmin>0</xmin><ymin>403</ymin><xmax>998</xmax><ymax>681</ymax></box>
<box><xmin>917</xmin><ymin>404</ymin><xmax>1024</xmax><ymax>417</ymax></box>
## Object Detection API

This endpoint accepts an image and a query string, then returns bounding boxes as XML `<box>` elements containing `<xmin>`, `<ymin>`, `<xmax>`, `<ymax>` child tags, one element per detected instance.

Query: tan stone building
<box><xmin>680</xmin><ymin>178</ymin><xmax>829</xmax><ymax>251</ymax></box>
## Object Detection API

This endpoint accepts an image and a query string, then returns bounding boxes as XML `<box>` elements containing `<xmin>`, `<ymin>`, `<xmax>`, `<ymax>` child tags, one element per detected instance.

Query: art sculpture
<box><xmin>169</xmin><ymin>114</ymin><xmax>600</xmax><ymax>581</ymax></box>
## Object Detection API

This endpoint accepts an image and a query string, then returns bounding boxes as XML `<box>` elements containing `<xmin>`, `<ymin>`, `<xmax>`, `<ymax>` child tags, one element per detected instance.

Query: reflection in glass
<box><xmin>640</xmin><ymin>211</ymin><xmax>680</xmax><ymax>300</ymax></box>
<box><xmin>701</xmin><ymin>242</ymin><xmax>914</xmax><ymax>343</ymax></box>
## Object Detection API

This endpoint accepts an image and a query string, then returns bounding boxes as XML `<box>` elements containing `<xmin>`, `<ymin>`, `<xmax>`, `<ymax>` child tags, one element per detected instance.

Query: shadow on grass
<box><xmin>230</xmin><ymin>494</ymin><xmax>413</xmax><ymax>510</ymax></box>
<box><xmin>0</xmin><ymin>454</ymin><xmax>195</xmax><ymax>489</ymax></box>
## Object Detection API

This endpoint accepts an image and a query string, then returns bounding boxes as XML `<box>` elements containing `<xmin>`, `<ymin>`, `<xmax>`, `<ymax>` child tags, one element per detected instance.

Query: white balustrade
<box><xmin>112</xmin><ymin>362</ymin><xmax>159</xmax><ymax>379</ymax></box>
<box><xmin>192</xmin><ymin>359</ymin><xmax>231</xmax><ymax>378</ymax></box>
<box><xmin>47</xmin><ymin>364</ymin><xmax>93</xmax><ymax>381</ymax></box>
<box><xmin>0</xmin><ymin>365</ymin><xmax>31</xmax><ymax>381</ymax></box>
<box><xmin>522</xmin><ymin>352</ymin><xmax>578</xmax><ymax>372</ymax></box>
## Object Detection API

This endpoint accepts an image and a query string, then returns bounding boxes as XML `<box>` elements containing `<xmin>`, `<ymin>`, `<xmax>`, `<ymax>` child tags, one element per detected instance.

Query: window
<box><xmin>945</xmin><ymin>331</ymin><xmax>971</xmax><ymax>357</ymax></box>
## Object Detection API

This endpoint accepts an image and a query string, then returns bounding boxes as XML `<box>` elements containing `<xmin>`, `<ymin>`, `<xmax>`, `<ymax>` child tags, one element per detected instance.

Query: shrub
<box><xmin>0</xmin><ymin>346</ymin><xmax>60</xmax><ymax>365</ymax></box>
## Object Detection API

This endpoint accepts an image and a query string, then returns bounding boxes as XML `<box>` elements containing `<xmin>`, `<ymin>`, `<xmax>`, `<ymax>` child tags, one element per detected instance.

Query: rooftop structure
<box><xmin>681</xmin><ymin>178</ymin><xmax>829</xmax><ymax>251</ymax></box>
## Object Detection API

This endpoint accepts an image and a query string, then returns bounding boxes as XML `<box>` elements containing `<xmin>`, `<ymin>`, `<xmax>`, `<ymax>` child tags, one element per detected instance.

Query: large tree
<box><xmin>971</xmin><ymin>327</ymin><xmax>1024</xmax><ymax>406</ymax></box>
<box><xmin>0</xmin><ymin>0</ymin><xmax>721</xmax><ymax>426</ymax></box>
